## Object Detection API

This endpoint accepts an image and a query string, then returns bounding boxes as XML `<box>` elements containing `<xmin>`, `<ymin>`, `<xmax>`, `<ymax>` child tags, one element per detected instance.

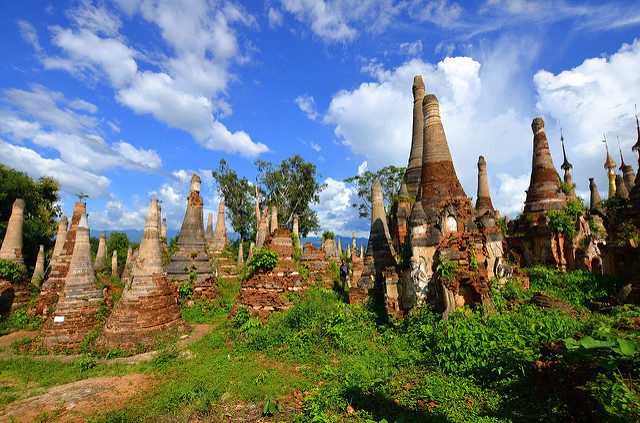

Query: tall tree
<box><xmin>344</xmin><ymin>165</ymin><xmax>406</xmax><ymax>219</ymax></box>
<box><xmin>255</xmin><ymin>155</ymin><xmax>324</xmax><ymax>237</ymax></box>
<box><xmin>0</xmin><ymin>165</ymin><xmax>60</xmax><ymax>269</ymax></box>
<box><xmin>211</xmin><ymin>159</ymin><xmax>255</xmax><ymax>241</ymax></box>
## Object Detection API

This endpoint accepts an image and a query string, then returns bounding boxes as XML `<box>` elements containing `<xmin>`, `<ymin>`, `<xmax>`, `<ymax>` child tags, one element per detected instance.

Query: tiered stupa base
<box><xmin>39</xmin><ymin>297</ymin><xmax>102</xmax><ymax>350</ymax></box>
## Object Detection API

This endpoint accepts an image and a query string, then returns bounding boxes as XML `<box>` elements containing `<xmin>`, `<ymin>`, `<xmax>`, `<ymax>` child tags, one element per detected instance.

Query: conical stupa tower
<box><xmin>406</xmin><ymin>75</ymin><xmax>425</xmax><ymax>195</ymax></box>
<box><xmin>100</xmin><ymin>199</ymin><xmax>188</xmax><ymax>350</ymax></box>
<box><xmin>94</xmin><ymin>233</ymin><xmax>107</xmax><ymax>269</ymax></box>
<box><xmin>31</xmin><ymin>245</ymin><xmax>45</xmax><ymax>284</ymax></box>
<box><xmin>360</xmin><ymin>179</ymin><xmax>396</xmax><ymax>288</ymax></box>
<box><xmin>211</xmin><ymin>199</ymin><xmax>227</xmax><ymax>253</ymax></box>
<box><xmin>50</xmin><ymin>216</ymin><xmax>68</xmax><ymax>266</ymax></box>
<box><xmin>604</xmin><ymin>139</ymin><xmax>617</xmax><ymax>199</ymax></box>
<box><xmin>589</xmin><ymin>178</ymin><xmax>604</xmax><ymax>214</ymax></box>
<box><xmin>615</xmin><ymin>175</ymin><xmax>629</xmax><ymax>199</ymax></box>
<box><xmin>238</xmin><ymin>242</ymin><xmax>244</xmax><ymax>267</ymax></box>
<box><xmin>166</xmin><ymin>174</ymin><xmax>212</xmax><ymax>281</ymax></box>
<box><xmin>40</xmin><ymin>202</ymin><xmax>86</xmax><ymax>302</ymax></box>
<box><xmin>420</xmin><ymin>94</ymin><xmax>468</xmax><ymax>210</ymax></box>
<box><xmin>475</xmin><ymin>156</ymin><xmax>494</xmax><ymax>214</ymax></box>
<box><xmin>41</xmin><ymin>213</ymin><xmax>102</xmax><ymax>349</ymax></box>
<box><xmin>292</xmin><ymin>216</ymin><xmax>301</xmax><ymax>247</ymax></box>
<box><xmin>256</xmin><ymin>205</ymin><xmax>269</xmax><ymax>249</ymax></box>
<box><xmin>205</xmin><ymin>212</ymin><xmax>214</xmax><ymax>245</ymax></box>
<box><xmin>122</xmin><ymin>245</ymin><xmax>133</xmax><ymax>280</ymax></box>
<box><xmin>560</xmin><ymin>132</ymin><xmax>577</xmax><ymax>199</ymax></box>
<box><xmin>0</xmin><ymin>198</ymin><xmax>25</xmax><ymax>266</ymax></box>
<box><xmin>111</xmin><ymin>250</ymin><xmax>118</xmax><ymax>275</ymax></box>
<box><xmin>337</xmin><ymin>237</ymin><xmax>342</xmax><ymax>255</ymax></box>
<box><xmin>352</xmin><ymin>232</ymin><xmax>356</xmax><ymax>250</ymax></box>
<box><xmin>523</xmin><ymin>118</ymin><xmax>566</xmax><ymax>215</ymax></box>
<box><xmin>618</xmin><ymin>137</ymin><xmax>636</xmax><ymax>192</ymax></box>
<box><xmin>270</xmin><ymin>206</ymin><xmax>278</xmax><ymax>234</ymax></box>
<box><xmin>161</xmin><ymin>218</ymin><xmax>167</xmax><ymax>240</ymax></box>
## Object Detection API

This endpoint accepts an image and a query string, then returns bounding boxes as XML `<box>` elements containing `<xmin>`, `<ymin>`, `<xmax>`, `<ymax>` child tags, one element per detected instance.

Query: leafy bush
<box><xmin>0</xmin><ymin>307</ymin><xmax>41</xmax><ymax>335</ymax></box>
<box><xmin>436</xmin><ymin>258</ymin><xmax>458</xmax><ymax>281</ymax></box>
<box><xmin>547</xmin><ymin>198</ymin><xmax>586</xmax><ymax>239</ymax></box>
<box><xmin>0</xmin><ymin>259</ymin><xmax>27</xmax><ymax>284</ymax></box>
<box><xmin>321</xmin><ymin>231</ymin><xmax>335</xmax><ymax>242</ymax></box>
<box><xmin>246</xmin><ymin>247</ymin><xmax>278</xmax><ymax>273</ymax></box>
<box><xmin>495</xmin><ymin>217</ymin><xmax>507</xmax><ymax>236</ymax></box>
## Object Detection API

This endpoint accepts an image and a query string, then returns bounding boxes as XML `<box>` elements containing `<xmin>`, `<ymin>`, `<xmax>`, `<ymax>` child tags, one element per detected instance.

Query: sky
<box><xmin>1</xmin><ymin>0</ymin><xmax>640</xmax><ymax>238</ymax></box>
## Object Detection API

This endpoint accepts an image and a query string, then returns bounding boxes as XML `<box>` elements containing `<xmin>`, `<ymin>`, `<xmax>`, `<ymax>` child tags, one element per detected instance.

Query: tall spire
<box><xmin>51</xmin><ymin>216</ymin><xmax>68</xmax><ymax>265</ymax></box>
<box><xmin>406</xmin><ymin>75</ymin><xmax>425</xmax><ymax>195</ymax></box>
<box><xmin>475</xmin><ymin>156</ymin><xmax>494</xmax><ymax>214</ymax></box>
<box><xmin>361</xmin><ymin>179</ymin><xmax>396</xmax><ymax>286</ymax></box>
<box><xmin>617</xmin><ymin>136</ymin><xmax>627</xmax><ymax>170</ymax></box>
<box><xmin>94</xmin><ymin>233</ymin><xmax>107</xmax><ymax>269</ymax></box>
<box><xmin>211</xmin><ymin>199</ymin><xmax>228</xmax><ymax>252</ymax></box>
<box><xmin>560</xmin><ymin>130</ymin><xmax>576</xmax><ymax>199</ymax></box>
<box><xmin>523</xmin><ymin>118</ymin><xmax>566</xmax><ymax>214</ymax></box>
<box><xmin>589</xmin><ymin>178</ymin><xmax>604</xmax><ymax>213</ymax></box>
<box><xmin>419</xmin><ymin>94</ymin><xmax>467</xmax><ymax>206</ymax></box>
<box><xmin>205</xmin><ymin>212</ymin><xmax>214</xmax><ymax>244</ymax></box>
<box><xmin>603</xmin><ymin>135</ymin><xmax>617</xmax><ymax>199</ymax></box>
<box><xmin>31</xmin><ymin>245</ymin><xmax>45</xmax><ymax>284</ymax></box>
<box><xmin>0</xmin><ymin>198</ymin><xmax>25</xmax><ymax>265</ymax></box>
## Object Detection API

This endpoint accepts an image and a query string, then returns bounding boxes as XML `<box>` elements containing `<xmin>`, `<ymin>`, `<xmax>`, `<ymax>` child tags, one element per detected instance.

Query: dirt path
<box><xmin>0</xmin><ymin>324</ymin><xmax>213</xmax><ymax>364</ymax></box>
<box><xmin>0</xmin><ymin>374</ymin><xmax>149</xmax><ymax>422</ymax></box>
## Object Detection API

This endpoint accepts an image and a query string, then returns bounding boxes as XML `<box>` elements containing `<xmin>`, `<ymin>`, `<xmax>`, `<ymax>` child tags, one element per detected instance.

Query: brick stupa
<box><xmin>475</xmin><ymin>156</ymin><xmax>494</xmax><ymax>215</ymax></box>
<box><xmin>94</xmin><ymin>233</ymin><xmax>107</xmax><ymax>269</ymax></box>
<box><xmin>31</xmin><ymin>245</ymin><xmax>45</xmax><ymax>284</ymax></box>
<box><xmin>0</xmin><ymin>198</ymin><xmax>25</xmax><ymax>266</ymax></box>
<box><xmin>211</xmin><ymin>199</ymin><xmax>227</xmax><ymax>253</ymax></box>
<box><xmin>40</xmin><ymin>213</ymin><xmax>102</xmax><ymax>349</ymax></box>
<box><xmin>523</xmin><ymin>118</ymin><xmax>566</xmax><ymax>215</ymax></box>
<box><xmin>50</xmin><ymin>216</ymin><xmax>68</xmax><ymax>267</ymax></box>
<box><xmin>38</xmin><ymin>202</ymin><xmax>86</xmax><ymax>316</ymax></box>
<box><xmin>166</xmin><ymin>174</ymin><xmax>212</xmax><ymax>282</ymax></box>
<box><xmin>359</xmin><ymin>179</ymin><xmax>396</xmax><ymax>290</ymax></box>
<box><xmin>99</xmin><ymin>199</ymin><xmax>188</xmax><ymax>350</ymax></box>
<box><xmin>205</xmin><ymin>212</ymin><xmax>214</xmax><ymax>245</ymax></box>
<box><xmin>405</xmin><ymin>76</ymin><xmax>425</xmax><ymax>195</ymax></box>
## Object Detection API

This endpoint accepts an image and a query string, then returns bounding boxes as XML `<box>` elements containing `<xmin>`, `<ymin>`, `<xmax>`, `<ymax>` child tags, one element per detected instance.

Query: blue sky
<box><xmin>1</xmin><ymin>0</ymin><xmax>640</xmax><ymax>238</ymax></box>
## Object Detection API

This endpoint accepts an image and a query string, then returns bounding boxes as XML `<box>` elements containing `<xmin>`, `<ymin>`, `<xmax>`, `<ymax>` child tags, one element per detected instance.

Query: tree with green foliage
<box><xmin>211</xmin><ymin>159</ymin><xmax>255</xmax><ymax>241</ymax></box>
<box><xmin>344</xmin><ymin>165</ymin><xmax>406</xmax><ymax>219</ymax></box>
<box><xmin>0</xmin><ymin>165</ymin><xmax>60</xmax><ymax>270</ymax></box>
<box><xmin>105</xmin><ymin>232</ymin><xmax>130</xmax><ymax>276</ymax></box>
<box><xmin>255</xmin><ymin>155</ymin><xmax>324</xmax><ymax>237</ymax></box>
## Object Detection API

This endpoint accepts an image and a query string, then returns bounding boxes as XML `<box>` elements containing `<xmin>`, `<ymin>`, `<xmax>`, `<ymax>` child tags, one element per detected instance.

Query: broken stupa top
<box><xmin>211</xmin><ymin>198</ymin><xmax>228</xmax><ymax>252</ymax></box>
<box><xmin>406</xmin><ymin>75</ymin><xmax>426</xmax><ymax>194</ymax></box>
<box><xmin>420</xmin><ymin>93</ymin><xmax>468</xmax><ymax>206</ymax></box>
<box><xmin>94</xmin><ymin>233</ymin><xmax>107</xmax><ymax>269</ymax></box>
<box><xmin>176</xmin><ymin>174</ymin><xmax>206</xmax><ymax>250</ymax></box>
<box><xmin>523</xmin><ymin>118</ymin><xmax>566</xmax><ymax>215</ymax></box>
<box><xmin>475</xmin><ymin>156</ymin><xmax>494</xmax><ymax>214</ymax></box>
<box><xmin>64</xmin><ymin>213</ymin><xmax>101</xmax><ymax>301</ymax></box>
<box><xmin>0</xmin><ymin>198</ymin><xmax>25</xmax><ymax>265</ymax></box>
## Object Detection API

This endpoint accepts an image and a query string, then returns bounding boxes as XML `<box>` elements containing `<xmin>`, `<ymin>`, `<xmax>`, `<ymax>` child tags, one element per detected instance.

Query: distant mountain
<box><xmin>91</xmin><ymin>229</ymin><xmax>369</xmax><ymax>249</ymax></box>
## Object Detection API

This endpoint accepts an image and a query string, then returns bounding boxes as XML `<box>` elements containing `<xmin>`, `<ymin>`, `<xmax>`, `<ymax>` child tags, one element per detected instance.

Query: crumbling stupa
<box><xmin>40</xmin><ymin>213</ymin><xmax>102</xmax><ymax>349</ymax></box>
<box><xmin>523</xmin><ymin>118</ymin><xmax>566</xmax><ymax>215</ymax></box>
<box><xmin>475</xmin><ymin>156</ymin><xmax>494</xmax><ymax>215</ymax></box>
<box><xmin>94</xmin><ymin>233</ymin><xmax>106</xmax><ymax>269</ymax></box>
<box><xmin>100</xmin><ymin>199</ymin><xmax>188</xmax><ymax>350</ymax></box>
<box><xmin>166</xmin><ymin>174</ymin><xmax>212</xmax><ymax>282</ymax></box>
<box><xmin>211</xmin><ymin>199</ymin><xmax>227</xmax><ymax>253</ymax></box>
<box><xmin>0</xmin><ymin>198</ymin><xmax>25</xmax><ymax>266</ymax></box>
<box><xmin>111</xmin><ymin>250</ymin><xmax>118</xmax><ymax>275</ymax></box>
<box><xmin>205</xmin><ymin>212</ymin><xmax>214</xmax><ymax>245</ymax></box>
<box><xmin>560</xmin><ymin>133</ymin><xmax>577</xmax><ymax>199</ymax></box>
<box><xmin>406</xmin><ymin>75</ymin><xmax>425</xmax><ymax>195</ymax></box>
<box><xmin>31</xmin><ymin>245</ymin><xmax>45</xmax><ymax>284</ymax></box>
<box><xmin>50</xmin><ymin>216</ymin><xmax>68</xmax><ymax>267</ymax></box>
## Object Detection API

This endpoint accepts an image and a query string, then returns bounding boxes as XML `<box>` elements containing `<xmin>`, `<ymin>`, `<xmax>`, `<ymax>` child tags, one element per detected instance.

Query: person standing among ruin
<box><xmin>339</xmin><ymin>259</ymin><xmax>350</xmax><ymax>291</ymax></box>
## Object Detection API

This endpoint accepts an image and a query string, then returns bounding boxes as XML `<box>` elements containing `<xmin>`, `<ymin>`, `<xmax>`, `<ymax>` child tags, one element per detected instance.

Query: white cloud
<box><xmin>534</xmin><ymin>38</ymin><xmax>640</xmax><ymax>200</ymax></box>
<box><xmin>399</xmin><ymin>40</ymin><xmax>423</xmax><ymax>56</ymax></box>
<box><xmin>493</xmin><ymin>172</ymin><xmax>528</xmax><ymax>216</ymax></box>
<box><xmin>0</xmin><ymin>139</ymin><xmax>110</xmax><ymax>197</ymax></box>
<box><xmin>357</xmin><ymin>160</ymin><xmax>367</xmax><ymax>175</ymax></box>
<box><xmin>268</xmin><ymin>7</ymin><xmax>284</xmax><ymax>27</ymax></box>
<box><xmin>313</xmin><ymin>177</ymin><xmax>368</xmax><ymax>237</ymax></box>
<box><xmin>42</xmin><ymin>0</ymin><xmax>269</xmax><ymax>158</ymax></box>
<box><xmin>294</xmin><ymin>94</ymin><xmax>320</xmax><ymax>120</ymax></box>
<box><xmin>18</xmin><ymin>20</ymin><xmax>42</xmax><ymax>54</ymax></box>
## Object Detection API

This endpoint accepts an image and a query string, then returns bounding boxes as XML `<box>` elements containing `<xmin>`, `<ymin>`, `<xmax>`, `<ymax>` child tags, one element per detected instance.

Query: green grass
<box><xmin>2</xmin><ymin>268</ymin><xmax>639</xmax><ymax>422</ymax></box>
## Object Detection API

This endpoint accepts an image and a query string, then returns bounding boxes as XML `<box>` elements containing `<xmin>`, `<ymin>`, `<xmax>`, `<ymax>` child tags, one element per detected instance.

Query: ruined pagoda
<box><xmin>523</xmin><ymin>118</ymin><xmax>566</xmax><ymax>215</ymax></box>
<box><xmin>94</xmin><ymin>233</ymin><xmax>107</xmax><ymax>269</ymax></box>
<box><xmin>405</xmin><ymin>75</ymin><xmax>425</xmax><ymax>195</ymax></box>
<box><xmin>40</xmin><ymin>213</ymin><xmax>102</xmax><ymax>349</ymax></box>
<box><xmin>475</xmin><ymin>156</ymin><xmax>494</xmax><ymax>215</ymax></box>
<box><xmin>0</xmin><ymin>198</ymin><xmax>25</xmax><ymax>266</ymax></box>
<box><xmin>560</xmin><ymin>131</ymin><xmax>577</xmax><ymax>199</ymax></box>
<box><xmin>604</xmin><ymin>138</ymin><xmax>617</xmax><ymax>199</ymax></box>
<box><xmin>166</xmin><ymin>174</ymin><xmax>212</xmax><ymax>281</ymax></box>
<box><xmin>211</xmin><ymin>199</ymin><xmax>227</xmax><ymax>253</ymax></box>
<box><xmin>100</xmin><ymin>199</ymin><xmax>188</xmax><ymax>350</ymax></box>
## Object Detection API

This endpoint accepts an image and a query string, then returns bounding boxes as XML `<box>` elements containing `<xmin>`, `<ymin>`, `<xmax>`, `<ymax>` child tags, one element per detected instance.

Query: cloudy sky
<box><xmin>1</xmin><ymin>0</ymin><xmax>640</xmax><ymax>237</ymax></box>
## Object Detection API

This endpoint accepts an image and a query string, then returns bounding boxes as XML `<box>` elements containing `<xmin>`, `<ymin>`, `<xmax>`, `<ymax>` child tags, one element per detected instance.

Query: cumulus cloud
<box><xmin>314</xmin><ymin>177</ymin><xmax>368</xmax><ymax>237</ymax></box>
<box><xmin>40</xmin><ymin>0</ymin><xmax>268</xmax><ymax>158</ymax></box>
<box><xmin>294</xmin><ymin>94</ymin><xmax>320</xmax><ymax>120</ymax></box>
<box><xmin>533</xmin><ymin>38</ymin><xmax>640</xmax><ymax>199</ymax></box>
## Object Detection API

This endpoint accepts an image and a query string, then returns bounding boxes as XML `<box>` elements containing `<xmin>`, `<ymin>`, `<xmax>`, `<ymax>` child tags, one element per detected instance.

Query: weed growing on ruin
<box><xmin>247</xmin><ymin>247</ymin><xmax>278</xmax><ymax>273</ymax></box>
<box><xmin>436</xmin><ymin>258</ymin><xmax>457</xmax><ymax>281</ymax></box>
<box><xmin>0</xmin><ymin>258</ymin><xmax>27</xmax><ymax>284</ymax></box>
<box><xmin>321</xmin><ymin>230</ymin><xmax>335</xmax><ymax>241</ymax></box>
<box><xmin>547</xmin><ymin>198</ymin><xmax>586</xmax><ymax>239</ymax></box>
<box><xmin>495</xmin><ymin>217</ymin><xmax>507</xmax><ymax>236</ymax></box>
<box><xmin>0</xmin><ymin>307</ymin><xmax>41</xmax><ymax>335</ymax></box>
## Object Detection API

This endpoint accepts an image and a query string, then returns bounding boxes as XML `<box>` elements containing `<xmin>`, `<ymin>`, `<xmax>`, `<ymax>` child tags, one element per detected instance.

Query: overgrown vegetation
<box><xmin>246</xmin><ymin>247</ymin><xmax>278</xmax><ymax>273</ymax></box>
<box><xmin>547</xmin><ymin>198</ymin><xmax>587</xmax><ymax>239</ymax></box>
